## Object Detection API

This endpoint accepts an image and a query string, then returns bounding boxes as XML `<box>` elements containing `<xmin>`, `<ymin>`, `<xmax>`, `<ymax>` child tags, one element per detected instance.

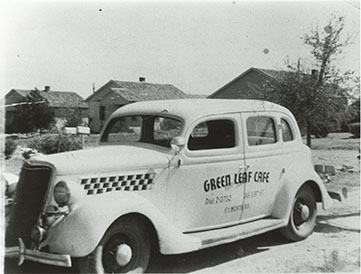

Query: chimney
<box><xmin>139</xmin><ymin>77</ymin><xmax>146</xmax><ymax>82</ymax></box>
<box><xmin>311</xmin><ymin>69</ymin><xmax>318</xmax><ymax>76</ymax></box>
<box><xmin>44</xmin><ymin>86</ymin><xmax>50</xmax><ymax>92</ymax></box>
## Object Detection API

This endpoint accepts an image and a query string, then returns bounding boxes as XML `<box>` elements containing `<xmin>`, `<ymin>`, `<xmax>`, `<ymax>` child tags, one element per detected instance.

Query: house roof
<box><xmin>256</xmin><ymin>68</ymin><xmax>292</xmax><ymax>81</ymax></box>
<box><xmin>209</xmin><ymin>67</ymin><xmax>311</xmax><ymax>98</ymax></box>
<box><xmin>12</xmin><ymin>89</ymin><xmax>32</xmax><ymax>97</ymax></box>
<box><xmin>36</xmin><ymin>90</ymin><xmax>88</xmax><ymax>108</ymax></box>
<box><xmin>7</xmin><ymin>89</ymin><xmax>87</xmax><ymax>108</ymax></box>
<box><xmin>87</xmin><ymin>80</ymin><xmax>188</xmax><ymax>102</ymax></box>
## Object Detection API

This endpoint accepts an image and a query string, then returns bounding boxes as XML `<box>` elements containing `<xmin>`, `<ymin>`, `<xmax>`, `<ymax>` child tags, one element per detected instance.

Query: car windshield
<box><xmin>100</xmin><ymin>115</ymin><xmax>183</xmax><ymax>148</ymax></box>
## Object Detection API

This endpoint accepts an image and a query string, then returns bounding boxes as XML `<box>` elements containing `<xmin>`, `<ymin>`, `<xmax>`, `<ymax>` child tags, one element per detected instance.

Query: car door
<box><xmin>168</xmin><ymin>114</ymin><xmax>246</xmax><ymax>232</ymax></box>
<box><xmin>240</xmin><ymin>112</ymin><xmax>285</xmax><ymax>223</ymax></box>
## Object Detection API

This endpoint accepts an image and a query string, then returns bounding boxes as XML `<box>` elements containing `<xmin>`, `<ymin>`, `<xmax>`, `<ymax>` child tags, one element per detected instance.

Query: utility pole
<box><xmin>297</xmin><ymin>58</ymin><xmax>301</xmax><ymax>72</ymax></box>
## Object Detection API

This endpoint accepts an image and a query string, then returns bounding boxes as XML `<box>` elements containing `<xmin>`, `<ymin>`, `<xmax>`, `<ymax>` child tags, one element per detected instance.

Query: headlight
<box><xmin>54</xmin><ymin>181</ymin><xmax>70</xmax><ymax>206</ymax></box>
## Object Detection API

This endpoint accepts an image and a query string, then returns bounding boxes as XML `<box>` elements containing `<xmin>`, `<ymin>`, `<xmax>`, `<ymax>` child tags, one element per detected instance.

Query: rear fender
<box><xmin>272</xmin><ymin>167</ymin><xmax>332</xmax><ymax>221</ymax></box>
<box><xmin>44</xmin><ymin>192</ymin><xmax>201</xmax><ymax>257</ymax></box>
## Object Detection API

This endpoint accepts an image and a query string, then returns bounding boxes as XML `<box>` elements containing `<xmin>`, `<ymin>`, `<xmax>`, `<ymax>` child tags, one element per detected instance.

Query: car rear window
<box><xmin>246</xmin><ymin>116</ymin><xmax>277</xmax><ymax>146</ymax></box>
<box><xmin>281</xmin><ymin>118</ymin><xmax>294</xmax><ymax>142</ymax></box>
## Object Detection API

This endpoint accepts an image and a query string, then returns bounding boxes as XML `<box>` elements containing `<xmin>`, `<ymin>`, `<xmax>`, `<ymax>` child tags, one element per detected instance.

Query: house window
<box><xmin>246</xmin><ymin>116</ymin><xmax>277</xmax><ymax>146</ymax></box>
<box><xmin>99</xmin><ymin>106</ymin><xmax>105</xmax><ymax>121</ymax></box>
<box><xmin>188</xmin><ymin>119</ymin><xmax>235</xmax><ymax>150</ymax></box>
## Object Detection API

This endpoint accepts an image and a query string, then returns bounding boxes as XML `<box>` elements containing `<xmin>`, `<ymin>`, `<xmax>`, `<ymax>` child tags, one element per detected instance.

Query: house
<box><xmin>86</xmin><ymin>78</ymin><xmax>188</xmax><ymax>133</ymax></box>
<box><xmin>4</xmin><ymin>86</ymin><xmax>88</xmax><ymax>131</ymax></box>
<box><xmin>209</xmin><ymin>67</ymin><xmax>318</xmax><ymax>99</ymax></box>
<box><xmin>209</xmin><ymin>67</ymin><xmax>347</xmax><ymax>135</ymax></box>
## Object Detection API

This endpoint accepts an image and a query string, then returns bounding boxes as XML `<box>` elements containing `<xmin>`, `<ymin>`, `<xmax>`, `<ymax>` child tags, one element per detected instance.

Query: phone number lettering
<box><xmin>205</xmin><ymin>195</ymin><xmax>232</xmax><ymax>205</ymax></box>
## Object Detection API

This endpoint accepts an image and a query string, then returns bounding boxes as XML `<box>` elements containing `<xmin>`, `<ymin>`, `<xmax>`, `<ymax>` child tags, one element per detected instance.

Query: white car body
<box><xmin>5</xmin><ymin>99</ymin><xmax>333</xmax><ymax>270</ymax></box>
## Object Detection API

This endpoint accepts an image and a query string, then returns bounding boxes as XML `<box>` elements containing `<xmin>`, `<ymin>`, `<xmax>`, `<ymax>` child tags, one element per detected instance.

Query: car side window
<box><xmin>188</xmin><ymin>119</ymin><xmax>235</xmax><ymax>150</ymax></box>
<box><xmin>246</xmin><ymin>116</ymin><xmax>277</xmax><ymax>146</ymax></box>
<box><xmin>281</xmin><ymin>118</ymin><xmax>294</xmax><ymax>142</ymax></box>
<box><xmin>153</xmin><ymin>117</ymin><xmax>182</xmax><ymax>143</ymax></box>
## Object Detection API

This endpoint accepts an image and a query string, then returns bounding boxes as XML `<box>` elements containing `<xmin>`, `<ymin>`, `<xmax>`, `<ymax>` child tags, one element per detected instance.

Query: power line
<box><xmin>3</xmin><ymin>100</ymin><xmax>46</xmax><ymax>108</ymax></box>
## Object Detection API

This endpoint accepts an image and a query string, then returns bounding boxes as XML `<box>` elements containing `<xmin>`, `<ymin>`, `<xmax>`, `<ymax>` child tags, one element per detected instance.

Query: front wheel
<box><xmin>281</xmin><ymin>185</ymin><xmax>317</xmax><ymax>241</ymax></box>
<box><xmin>78</xmin><ymin>217</ymin><xmax>150</xmax><ymax>273</ymax></box>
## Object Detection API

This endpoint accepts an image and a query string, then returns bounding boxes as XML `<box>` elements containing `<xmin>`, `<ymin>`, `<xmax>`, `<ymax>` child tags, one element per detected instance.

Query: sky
<box><xmin>1</xmin><ymin>0</ymin><xmax>360</xmax><ymax>99</ymax></box>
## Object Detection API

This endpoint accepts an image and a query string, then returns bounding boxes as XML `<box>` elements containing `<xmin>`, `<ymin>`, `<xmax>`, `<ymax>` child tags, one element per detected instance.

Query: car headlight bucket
<box><xmin>31</xmin><ymin>225</ymin><xmax>48</xmax><ymax>244</ymax></box>
<box><xmin>54</xmin><ymin>181</ymin><xmax>70</xmax><ymax>206</ymax></box>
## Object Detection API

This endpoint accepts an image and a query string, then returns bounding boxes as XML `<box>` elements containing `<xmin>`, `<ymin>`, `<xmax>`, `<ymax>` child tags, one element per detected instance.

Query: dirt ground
<box><xmin>3</xmin><ymin>133</ymin><xmax>360</xmax><ymax>273</ymax></box>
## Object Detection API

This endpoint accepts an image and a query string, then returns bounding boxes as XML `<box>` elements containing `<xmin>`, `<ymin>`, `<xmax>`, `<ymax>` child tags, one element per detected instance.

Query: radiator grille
<box><xmin>5</xmin><ymin>164</ymin><xmax>52</xmax><ymax>247</ymax></box>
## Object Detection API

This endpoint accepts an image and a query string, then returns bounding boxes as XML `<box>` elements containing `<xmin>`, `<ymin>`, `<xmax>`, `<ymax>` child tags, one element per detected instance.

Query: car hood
<box><xmin>29</xmin><ymin>145</ymin><xmax>171</xmax><ymax>175</ymax></box>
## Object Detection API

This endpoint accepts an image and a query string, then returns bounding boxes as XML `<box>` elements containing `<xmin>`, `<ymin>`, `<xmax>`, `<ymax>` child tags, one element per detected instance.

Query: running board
<box><xmin>188</xmin><ymin>218</ymin><xmax>286</xmax><ymax>249</ymax></box>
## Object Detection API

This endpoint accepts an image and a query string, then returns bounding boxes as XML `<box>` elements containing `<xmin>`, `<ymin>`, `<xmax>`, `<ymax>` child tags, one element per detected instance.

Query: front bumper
<box><xmin>5</xmin><ymin>238</ymin><xmax>72</xmax><ymax>267</ymax></box>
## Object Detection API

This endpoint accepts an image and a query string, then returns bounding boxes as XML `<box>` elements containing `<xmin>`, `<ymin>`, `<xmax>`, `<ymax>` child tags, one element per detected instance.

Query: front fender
<box><xmin>44</xmin><ymin>192</ymin><xmax>201</xmax><ymax>257</ymax></box>
<box><xmin>272</xmin><ymin>164</ymin><xmax>332</xmax><ymax>221</ymax></box>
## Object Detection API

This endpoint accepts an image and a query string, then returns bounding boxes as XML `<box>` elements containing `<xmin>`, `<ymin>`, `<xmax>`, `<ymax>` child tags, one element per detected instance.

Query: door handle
<box><xmin>239</xmin><ymin>164</ymin><xmax>252</xmax><ymax>171</ymax></box>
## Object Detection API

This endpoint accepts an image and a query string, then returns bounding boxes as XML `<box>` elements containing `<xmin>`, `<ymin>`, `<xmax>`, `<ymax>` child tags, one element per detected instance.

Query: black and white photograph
<box><xmin>1</xmin><ymin>0</ymin><xmax>360</xmax><ymax>273</ymax></box>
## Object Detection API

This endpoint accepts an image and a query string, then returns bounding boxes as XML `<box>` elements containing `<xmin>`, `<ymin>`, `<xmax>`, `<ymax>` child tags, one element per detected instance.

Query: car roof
<box><xmin>111</xmin><ymin>99</ymin><xmax>291</xmax><ymax>121</ymax></box>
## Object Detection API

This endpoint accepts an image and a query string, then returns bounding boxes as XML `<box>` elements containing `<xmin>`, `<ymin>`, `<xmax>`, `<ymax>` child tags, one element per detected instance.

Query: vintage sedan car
<box><xmin>6</xmin><ymin>99</ymin><xmax>338</xmax><ymax>273</ymax></box>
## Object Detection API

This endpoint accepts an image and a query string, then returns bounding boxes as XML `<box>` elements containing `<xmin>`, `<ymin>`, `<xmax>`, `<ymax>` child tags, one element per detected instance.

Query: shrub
<box><xmin>310</xmin><ymin>123</ymin><xmax>329</xmax><ymax>138</ymax></box>
<box><xmin>349</xmin><ymin>122</ymin><xmax>360</xmax><ymax>138</ymax></box>
<box><xmin>27</xmin><ymin>134</ymin><xmax>82</xmax><ymax>154</ymax></box>
<box><xmin>64</xmin><ymin>109</ymin><xmax>83</xmax><ymax>127</ymax></box>
<box><xmin>5</xmin><ymin>138</ymin><xmax>17</xmax><ymax>159</ymax></box>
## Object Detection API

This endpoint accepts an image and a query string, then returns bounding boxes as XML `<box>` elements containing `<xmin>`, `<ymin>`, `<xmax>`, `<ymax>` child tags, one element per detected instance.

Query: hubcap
<box><xmin>300</xmin><ymin>204</ymin><xmax>310</xmax><ymax>221</ymax></box>
<box><xmin>293</xmin><ymin>200</ymin><xmax>312</xmax><ymax>228</ymax></box>
<box><xmin>115</xmin><ymin>244</ymin><xmax>132</xmax><ymax>266</ymax></box>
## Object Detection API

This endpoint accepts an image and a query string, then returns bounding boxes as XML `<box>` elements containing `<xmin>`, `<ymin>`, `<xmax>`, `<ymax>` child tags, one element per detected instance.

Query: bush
<box><xmin>5</xmin><ymin>138</ymin><xmax>17</xmax><ymax>159</ymax></box>
<box><xmin>64</xmin><ymin>109</ymin><xmax>83</xmax><ymax>127</ymax></box>
<box><xmin>27</xmin><ymin>134</ymin><xmax>82</xmax><ymax>154</ymax></box>
<box><xmin>349</xmin><ymin>122</ymin><xmax>360</xmax><ymax>138</ymax></box>
<box><xmin>312</xmin><ymin>126</ymin><xmax>329</xmax><ymax>138</ymax></box>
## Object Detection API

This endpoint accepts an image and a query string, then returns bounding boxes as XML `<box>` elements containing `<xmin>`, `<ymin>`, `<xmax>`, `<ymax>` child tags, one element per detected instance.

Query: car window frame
<box><xmin>99</xmin><ymin>113</ymin><xmax>185</xmax><ymax>147</ymax></box>
<box><xmin>280</xmin><ymin>117</ymin><xmax>295</xmax><ymax>143</ymax></box>
<box><xmin>242</xmin><ymin>112</ymin><xmax>282</xmax><ymax>152</ymax></box>
<box><xmin>279</xmin><ymin>115</ymin><xmax>298</xmax><ymax>144</ymax></box>
<box><xmin>184</xmin><ymin>114</ymin><xmax>243</xmax><ymax>158</ymax></box>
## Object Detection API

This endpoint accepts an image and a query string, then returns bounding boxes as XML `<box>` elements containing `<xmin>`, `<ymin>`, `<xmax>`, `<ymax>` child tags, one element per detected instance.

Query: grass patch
<box><xmin>307</xmin><ymin>133</ymin><xmax>360</xmax><ymax>150</ymax></box>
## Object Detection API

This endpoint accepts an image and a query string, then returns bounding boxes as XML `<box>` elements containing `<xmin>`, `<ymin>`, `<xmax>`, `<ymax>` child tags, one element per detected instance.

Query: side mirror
<box><xmin>170</xmin><ymin>137</ymin><xmax>185</xmax><ymax>154</ymax></box>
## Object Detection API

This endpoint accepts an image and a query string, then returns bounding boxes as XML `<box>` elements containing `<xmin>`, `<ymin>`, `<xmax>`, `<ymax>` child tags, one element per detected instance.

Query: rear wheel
<box><xmin>281</xmin><ymin>185</ymin><xmax>317</xmax><ymax>241</ymax></box>
<box><xmin>78</xmin><ymin>217</ymin><xmax>150</xmax><ymax>273</ymax></box>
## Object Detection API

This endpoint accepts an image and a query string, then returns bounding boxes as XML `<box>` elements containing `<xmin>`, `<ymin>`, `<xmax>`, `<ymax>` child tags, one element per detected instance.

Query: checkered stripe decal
<box><xmin>80</xmin><ymin>173</ymin><xmax>155</xmax><ymax>195</ymax></box>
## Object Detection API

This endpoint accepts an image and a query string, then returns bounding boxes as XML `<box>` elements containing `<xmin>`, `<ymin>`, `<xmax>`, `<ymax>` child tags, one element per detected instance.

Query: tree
<box><xmin>349</xmin><ymin>98</ymin><xmax>360</xmax><ymax>123</ymax></box>
<box><xmin>301</xmin><ymin>15</ymin><xmax>353</xmax><ymax>146</ymax></box>
<box><xmin>249</xmin><ymin>15</ymin><xmax>354</xmax><ymax>147</ymax></box>
<box><xmin>7</xmin><ymin>103</ymin><xmax>34</xmax><ymax>133</ymax></box>
<box><xmin>31</xmin><ymin>100</ymin><xmax>56</xmax><ymax>132</ymax></box>
<box><xmin>251</xmin><ymin>70</ymin><xmax>348</xmax><ymax>142</ymax></box>
<box><xmin>7</xmin><ymin>92</ymin><xmax>55</xmax><ymax>133</ymax></box>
